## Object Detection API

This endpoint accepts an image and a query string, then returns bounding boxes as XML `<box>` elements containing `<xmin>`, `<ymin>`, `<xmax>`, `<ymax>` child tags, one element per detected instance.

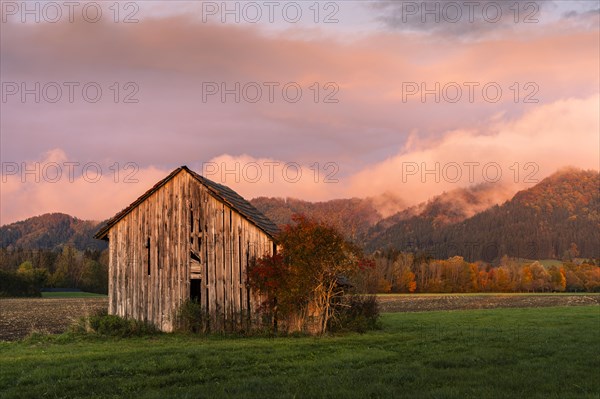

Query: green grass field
<box><xmin>40</xmin><ymin>291</ymin><xmax>107</xmax><ymax>298</ymax></box>
<box><xmin>376</xmin><ymin>292</ymin><xmax>600</xmax><ymax>297</ymax></box>
<box><xmin>1</xmin><ymin>306</ymin><xmax>598</xmax><ymax>398</ymax></box>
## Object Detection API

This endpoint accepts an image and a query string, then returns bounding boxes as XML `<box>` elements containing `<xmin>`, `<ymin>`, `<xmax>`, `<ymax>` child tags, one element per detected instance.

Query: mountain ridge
<box><xmin>363</xmin><ymin>168</ymin><xmax>599</xmax><ymax>260</ymax></box>
<box><xmin>1</xmin><ymin>168</ymin><xmax>598</xmax><ymax>260</ymax></box>
<box><xmin>0</xmin><ymin>213</ymin><xmax>106</xmax><ymax>251</ymax></box>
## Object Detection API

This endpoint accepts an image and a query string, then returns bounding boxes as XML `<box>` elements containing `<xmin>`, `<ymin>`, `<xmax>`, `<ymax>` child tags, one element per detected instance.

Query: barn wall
<box><xmin>187</xmin><ymin>176</ymin><xmax>274</xmax><ymax>330</ymax></box>
<box><xmin>107</xmin><ymin>170</ymin><xmax>274</xmax><ymax>331</ymax></box>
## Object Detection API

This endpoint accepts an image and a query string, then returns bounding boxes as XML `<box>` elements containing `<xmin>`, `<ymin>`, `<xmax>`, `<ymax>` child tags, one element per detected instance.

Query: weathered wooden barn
<box><xmin>95</xmin><ymin>166</ymin><xmax>278</xmax><ymax>332</ymax></box>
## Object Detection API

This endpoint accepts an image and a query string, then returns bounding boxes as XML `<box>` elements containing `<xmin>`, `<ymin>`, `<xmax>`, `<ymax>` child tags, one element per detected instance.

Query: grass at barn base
<box><xmin>1</xmin><ymin>306</ymin><xmax>598</xmax><ymax>399</ymax></box>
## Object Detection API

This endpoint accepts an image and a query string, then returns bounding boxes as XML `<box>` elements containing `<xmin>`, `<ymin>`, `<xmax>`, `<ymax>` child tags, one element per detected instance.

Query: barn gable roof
<box><xmin>94</xmin><ymin>166</ymin><xmax>279</xmax><ymax>240</ymax></box>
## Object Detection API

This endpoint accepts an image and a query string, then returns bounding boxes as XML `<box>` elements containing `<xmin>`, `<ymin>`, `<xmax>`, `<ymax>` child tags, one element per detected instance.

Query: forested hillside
<box><xmin>250</xmin><ymin>197</ymin><xmax>382</xmax><ymax>242</ymax></box>
<box><xmin>0</xmin><ymin>213</ymin><xmax>106</xmax><ymax>251</ymax></box>
<box><xmin>366</xmin><ymin>169</ymin><xmax>600</xmax><ymax>260</ymax></box>
<box><xmin>0</xmin><ymin>214</ymin><xmax>107</xmax><ymax>296</ymax></box>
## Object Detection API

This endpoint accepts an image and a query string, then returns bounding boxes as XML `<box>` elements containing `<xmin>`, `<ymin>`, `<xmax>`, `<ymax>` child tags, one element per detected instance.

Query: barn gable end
<box><xmin>95</xmin><ymin>167</ymin><xmax>277</xmax><ymax>332</ymax></box>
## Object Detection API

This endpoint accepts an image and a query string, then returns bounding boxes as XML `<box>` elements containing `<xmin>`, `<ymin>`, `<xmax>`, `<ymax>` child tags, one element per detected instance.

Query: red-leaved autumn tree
<box><xmin>247</xmin><ymin>215</ymin><xmax>366</xmax><ymax>334</ymax></box>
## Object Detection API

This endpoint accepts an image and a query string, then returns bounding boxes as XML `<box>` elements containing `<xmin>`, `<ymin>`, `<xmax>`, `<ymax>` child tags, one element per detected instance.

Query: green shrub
<box><xmin>176</xmin><ymin>300</ymin><xmax>210</xmax><ymax>334</ymax></box>
<box><xmin>70</xmin><ymin>310</ymin><xmax>158</xmax><ymax>338</ymax></box>
<box><xmin>329</xmin><ymin>295</ymin><xmax>381</xmax><ymax>333</ymax></box>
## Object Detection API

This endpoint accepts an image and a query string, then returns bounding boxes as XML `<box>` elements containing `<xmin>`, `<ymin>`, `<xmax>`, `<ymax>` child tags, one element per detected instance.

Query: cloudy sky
<box><xmin>1</xmin><ymin>0</ymin><xmax>598</xmax><ymax>224</ymax></box>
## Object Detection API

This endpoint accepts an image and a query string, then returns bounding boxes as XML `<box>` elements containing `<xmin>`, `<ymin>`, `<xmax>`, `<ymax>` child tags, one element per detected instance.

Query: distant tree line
<box><xmin>356</xmin><ymin>248</ymin><xmax>600</xmax><ymax>294</ymax></box>
<box><xmin>0</xmin><ymin>246</ymin><xmax>108</xmax><ymax>297</ymax></box>
<box><xmin>2</xmin><ymin>241</ymin><xmax>597</xmax><ymax>299</ymax></box>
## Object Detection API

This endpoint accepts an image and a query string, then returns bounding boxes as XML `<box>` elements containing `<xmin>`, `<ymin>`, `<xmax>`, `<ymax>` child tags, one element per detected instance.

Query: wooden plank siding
<box><xmin>106</xmin><ymin>170</ymin><xmax>274</xmax><ymax>332</ymax></box>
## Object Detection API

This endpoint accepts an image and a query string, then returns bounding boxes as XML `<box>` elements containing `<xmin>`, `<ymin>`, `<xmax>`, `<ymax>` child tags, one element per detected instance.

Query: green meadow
<box><xmin>1</xmin><ymin>306</ymin><xmax>598</xmax><ymax>398</ymax></box>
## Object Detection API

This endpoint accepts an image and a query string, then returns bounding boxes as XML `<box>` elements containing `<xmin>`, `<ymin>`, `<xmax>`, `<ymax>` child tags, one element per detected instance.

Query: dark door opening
<box><xmin>190</xmin><ymin>279</ymin><xmax>201</xmax><ymax>303</ymax></box>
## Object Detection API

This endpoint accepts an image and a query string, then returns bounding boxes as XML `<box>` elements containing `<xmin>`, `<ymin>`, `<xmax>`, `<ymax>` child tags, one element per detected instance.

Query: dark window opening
<box><xmin>190</xmin><ymin>209</ymin><xmax>194</xmax><ymax>244</ymax></box>
<box><xmin>146</xmin><ymin>237</ymin><xmax>151</xmax><ymax>276</ymax></box>
<box><xmin>190</xmin><ymin>279</ymin><xmax>202</xmax><ymax>303</ymax></box>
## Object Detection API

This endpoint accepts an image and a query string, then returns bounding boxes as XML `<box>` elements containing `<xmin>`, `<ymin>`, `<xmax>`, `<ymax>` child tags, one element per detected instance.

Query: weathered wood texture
<box><xmin>107</xmin><ymin>170</ymin><xmax>274</xmax><ymax>332</ymax></box>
